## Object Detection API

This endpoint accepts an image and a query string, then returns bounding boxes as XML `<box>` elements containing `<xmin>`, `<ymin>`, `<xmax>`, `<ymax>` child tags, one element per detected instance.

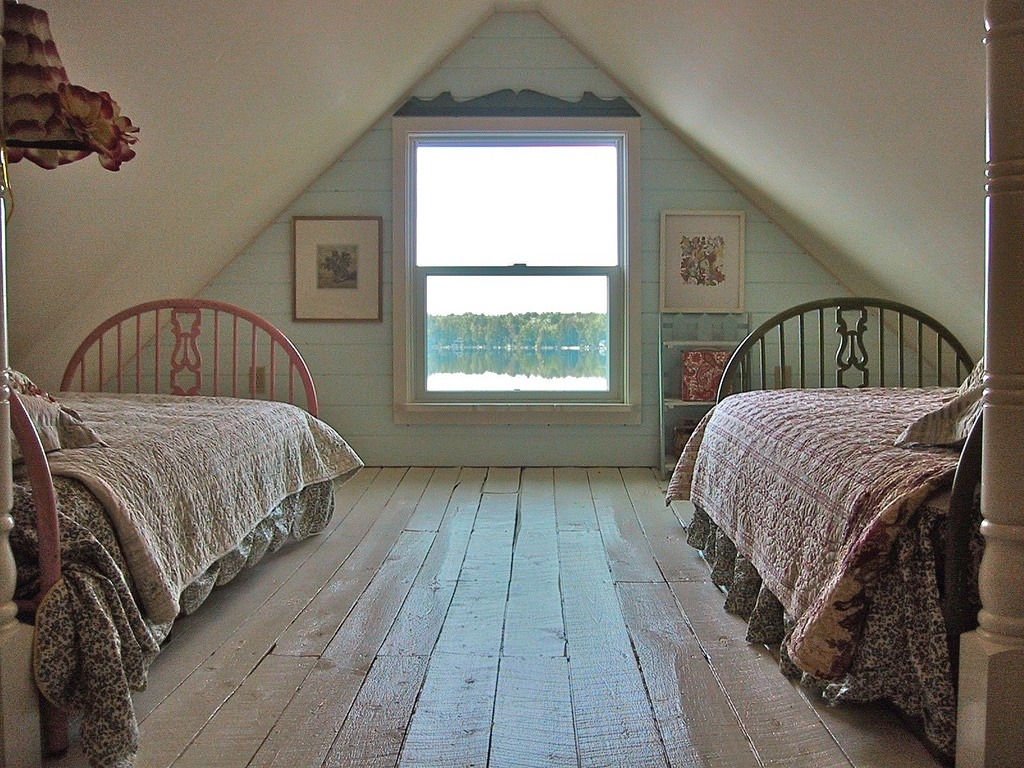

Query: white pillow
<box><xmin>7</xmin><ymin>369</ymin><xmax>104</xmax><ymax>461</ymax></box>
<box><xmin>894</xmin><ymin>360</ymin><xmax>983</xmax><ymax>448</ymax></box>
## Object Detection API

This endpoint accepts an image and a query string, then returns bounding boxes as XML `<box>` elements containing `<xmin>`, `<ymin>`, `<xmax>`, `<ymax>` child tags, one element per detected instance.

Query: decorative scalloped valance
<box><xmin>394</xmin><ymin>89</ymin><xmax>639</xmax><ymax>118</ymax></box>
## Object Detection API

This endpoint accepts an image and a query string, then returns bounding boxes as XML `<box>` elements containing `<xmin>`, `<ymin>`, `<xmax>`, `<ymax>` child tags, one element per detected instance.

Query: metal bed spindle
<box><xmin>921</xmin><ymin>323</ymin><xmax>929</xmax><ymax>387</ymax></box>
<box><xmin>817</xmin><ymin>308</ymin><xmax>825</xmax><ymax>387</ymax></box>
<box><xmin>755</xmin><ymin>337</ymin><xmax>764</xmax><ymax>390</ymax></box>
<box><xmin>114</xmin><ymin>322</ymin><xmax>123</xmax><ymax>393</ymax></box>
<box><xmin>97</xmin><ymin>335</ymin><xmax>105</xmax><ymax>393</ymax></box>
<box><xmin>776</xmin><ymin>324</ymin><xmax>785</xmax><ymax>390</ymax></box>
<box><xmin>897</xmin><ymin>314</ymin><xmax>906</xmax><ymax>387</ymax></box>
<box><xmin>248</xmin><ymin>324</ymin><xmax>257</xmax><ymax>398</ymax></box>
<box><xmin>154</xmin><ymin>309</ymin><xmax>163</xmax><ymax>395</ymax></box>
<box><xmin>878</xmin><ymin>307</ymin><xmax>886</xmax><ymax>385</ymax></box>
<box><xmin>796</xmin><ymin>318</ymin><xmax>803</xmax><ymax>385</ymax></box>
<box><xmin>212</xmin><ymin>309</ymin><xmax>221</xmax><ymax>396</ymax></box>
<box><xmin>717</xmin><ymin>297</ymin><xmax>973</xmax><ymax>402</ymax></box>
<box><xmin>134</xmin><ymin>315</ymin><xmax>141</xmax><ymax>393</ymax></box>
<box><xmin>231</xmin><ymin>313</ymin><xmax>239</xmax><ymax>397</ymax></box>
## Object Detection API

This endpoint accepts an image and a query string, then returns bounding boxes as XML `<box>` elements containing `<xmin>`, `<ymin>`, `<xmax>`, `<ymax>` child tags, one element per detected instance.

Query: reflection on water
<box><xmin>427</xmin><ymin>348</ymin><xmax>609</xmax><ymax>392</ymax></box>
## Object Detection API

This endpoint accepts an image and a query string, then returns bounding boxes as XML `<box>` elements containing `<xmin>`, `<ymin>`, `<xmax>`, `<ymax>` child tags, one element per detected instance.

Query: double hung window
<box><xmin>393</xmin><ymin>106</ymin><xmax>641</xmax><ymax>424</ymax></box>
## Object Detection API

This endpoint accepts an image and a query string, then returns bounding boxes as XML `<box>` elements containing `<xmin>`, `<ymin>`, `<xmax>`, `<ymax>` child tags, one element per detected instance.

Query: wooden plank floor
<box><xmin>46</xmin><ymin>467</ymin><xmax>943</xmax><ymax>768</ymax></box>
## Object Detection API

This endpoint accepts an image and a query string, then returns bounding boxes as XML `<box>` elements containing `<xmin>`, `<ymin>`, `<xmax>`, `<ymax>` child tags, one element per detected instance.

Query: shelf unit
<box><xmin>658</xmin><ymin>312</ymin><xmax>749</xmax><ymax>478</ymax></box>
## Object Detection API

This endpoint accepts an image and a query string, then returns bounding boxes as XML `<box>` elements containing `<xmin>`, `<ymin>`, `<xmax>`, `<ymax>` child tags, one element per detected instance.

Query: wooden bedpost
<box><xmin>956</xmin><ymin>1</ymin><xmax>1024</xmax><ymax>765</ymax></box>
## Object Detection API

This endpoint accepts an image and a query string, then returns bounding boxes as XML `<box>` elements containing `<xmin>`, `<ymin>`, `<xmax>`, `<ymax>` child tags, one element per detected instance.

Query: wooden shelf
<box><xmin>658</xmin><ymin>311</ymin><xmax>749</xmax><ymax>479</ymax></box>
<box><xmin>662</xmin><ymin>339</ymin><xmax>738</xmax><ymax>349</ymax></box>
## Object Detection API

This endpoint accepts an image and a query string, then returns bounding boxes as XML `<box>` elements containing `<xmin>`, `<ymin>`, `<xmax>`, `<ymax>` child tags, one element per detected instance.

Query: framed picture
<box><xmin>660</xmin><ymin>210</ymin><xmax>745</xmax><ymax>313</ymax></box>
<box><xmin>293</xmin><ymin>216</ymin><xmax>382</xmax><ymax>321</ymax></box>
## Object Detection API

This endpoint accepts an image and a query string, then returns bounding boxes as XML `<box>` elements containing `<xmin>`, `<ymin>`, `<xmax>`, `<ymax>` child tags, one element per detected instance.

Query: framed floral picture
<box><xmin>293</xmin><ymin>216</ymin><xmax>382</xmax><ymax>321</ymax></box>
<box><xmin>660</xmin><ymin>210</ymin><xmax>745</xmax><ymax>313</ymax></box>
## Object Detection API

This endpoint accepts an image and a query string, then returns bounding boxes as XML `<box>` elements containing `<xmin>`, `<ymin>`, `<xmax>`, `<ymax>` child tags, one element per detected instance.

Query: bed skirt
<box><xmin>11</xmin><ymin>472</ymin><xmax>336</xmax><ymax>768</ymax></box>
<box><xmin>686</xmin><ymin>499</ymin><xmax>981</xmax><ymax>765</ymax></box>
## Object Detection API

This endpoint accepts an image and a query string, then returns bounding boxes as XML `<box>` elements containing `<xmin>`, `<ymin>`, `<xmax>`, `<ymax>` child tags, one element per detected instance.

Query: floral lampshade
<box><xmin>1</xmin><ymin>0</ymin><xmax>138</xmax><ymax>171</ymax></box>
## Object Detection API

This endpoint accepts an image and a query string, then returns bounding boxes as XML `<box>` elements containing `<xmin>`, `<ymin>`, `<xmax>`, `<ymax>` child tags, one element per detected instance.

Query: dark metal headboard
<box><xmin>718</xmin><ymin>297</ymin><xmax>975</xmax><ymax>400</ymax></box>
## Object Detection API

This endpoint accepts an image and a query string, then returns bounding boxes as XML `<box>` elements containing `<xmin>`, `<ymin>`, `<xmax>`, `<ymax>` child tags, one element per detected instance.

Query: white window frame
<box><xmin>392</xmin><ymin>114</ymin><xmax>642</xmax><ymax>425</ymax></box>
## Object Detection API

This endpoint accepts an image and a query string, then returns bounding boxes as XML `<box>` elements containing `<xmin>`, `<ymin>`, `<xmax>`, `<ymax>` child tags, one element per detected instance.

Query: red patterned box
<box><xmin>681</xmin><ymin>349</ymin><xmax>731</xmax><ymax>401</ymax></box>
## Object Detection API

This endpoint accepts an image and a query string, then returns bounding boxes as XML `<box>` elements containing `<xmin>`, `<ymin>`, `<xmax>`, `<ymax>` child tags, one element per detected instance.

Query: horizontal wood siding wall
<box><xmin>203</xmin><ymin>11</ymin><xmax>845</xmax><ymax>467</ymax></box>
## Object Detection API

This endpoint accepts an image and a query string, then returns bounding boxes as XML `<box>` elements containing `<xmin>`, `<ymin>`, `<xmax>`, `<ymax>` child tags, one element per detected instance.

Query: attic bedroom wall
<box><xmin>201</xmin><ymin>11</ymin><xmax>845</xmax><ymax>467</ymax></box>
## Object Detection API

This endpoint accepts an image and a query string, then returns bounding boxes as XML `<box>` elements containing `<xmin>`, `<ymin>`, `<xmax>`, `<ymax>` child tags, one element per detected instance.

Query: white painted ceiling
<box><xmin>4</xmin><ymin>1</ymin><xmax>987</xmax><ymax>380</ymax></box>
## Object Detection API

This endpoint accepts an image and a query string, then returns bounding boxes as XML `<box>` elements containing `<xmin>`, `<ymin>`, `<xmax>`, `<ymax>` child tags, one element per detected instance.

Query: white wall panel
<box><xmin>202</xmin><ymin>11</ymin><xmax>845</xmax><ymax>467</ymax></box>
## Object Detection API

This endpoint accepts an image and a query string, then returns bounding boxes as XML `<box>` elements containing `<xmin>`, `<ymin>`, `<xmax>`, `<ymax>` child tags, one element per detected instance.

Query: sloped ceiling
<box><xmin>5</xmin><ymin>1</ymin><xmax>986</xmax><ymax>384</ymax></box>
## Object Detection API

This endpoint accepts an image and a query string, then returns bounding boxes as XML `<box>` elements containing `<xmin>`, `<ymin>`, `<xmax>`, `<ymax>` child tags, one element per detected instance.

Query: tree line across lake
<box><xmin>426</xmin><ymin>312</ymin><xmax>608</xmax><ymax>351</ymax></box>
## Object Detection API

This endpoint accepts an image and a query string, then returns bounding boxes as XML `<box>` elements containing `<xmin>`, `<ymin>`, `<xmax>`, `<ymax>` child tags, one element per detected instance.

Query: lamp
<box><xmin>1</xmin><ymin>0</ymin><xmax>138</xmax><ymax>171</ymax></box>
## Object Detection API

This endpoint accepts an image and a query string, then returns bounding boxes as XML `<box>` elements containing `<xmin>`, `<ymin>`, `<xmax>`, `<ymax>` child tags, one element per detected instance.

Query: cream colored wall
<box><xmin>202</xmin><ymin>11</ymin><xmax>845</xmax><ymax>466</ymax></box>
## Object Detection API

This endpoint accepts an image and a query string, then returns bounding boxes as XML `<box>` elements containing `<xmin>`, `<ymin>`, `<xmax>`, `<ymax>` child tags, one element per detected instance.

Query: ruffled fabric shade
<box><xmin>2</xmin><ymin>1</ymin><xmax>138</xmax><ymax>170</ymax></box>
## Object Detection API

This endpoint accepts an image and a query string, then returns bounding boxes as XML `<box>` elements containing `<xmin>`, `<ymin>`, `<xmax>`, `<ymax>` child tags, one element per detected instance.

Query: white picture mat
<box><xmin>294</xmin><ymin>216</ymin><xmax>381</xmax><ymax>321</ymax></box>
<box><xmin>660</xmin><ymin>210</ymin><xmax>745</xmax><ymax>313</ymax></box>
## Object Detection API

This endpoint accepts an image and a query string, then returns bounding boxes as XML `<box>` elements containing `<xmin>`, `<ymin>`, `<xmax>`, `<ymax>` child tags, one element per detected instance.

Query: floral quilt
<box><xmin>666</xmin><ymin>387</ymin><xmax>963</xmax><ymax>679</ymax></box>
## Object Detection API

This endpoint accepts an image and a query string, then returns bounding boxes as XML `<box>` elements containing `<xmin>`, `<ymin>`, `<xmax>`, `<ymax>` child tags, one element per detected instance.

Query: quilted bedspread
<box><xmin>45</xmin><ymin>393</ymin><xmax>363</xmax><ymax>624</ymax></box>
<box><xmin>13</xmin><ymin>392</ymin><xmax>362</xmax><ymax>767</ymax></box>
<box><xmin>666</xmin><ymin>387</ymin><xmax>962</xmax><ymax>680</ymax></box>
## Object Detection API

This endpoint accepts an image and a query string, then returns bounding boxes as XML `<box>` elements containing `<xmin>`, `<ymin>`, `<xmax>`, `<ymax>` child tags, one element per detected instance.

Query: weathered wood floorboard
<box><xmin>44</xmin><ymin>467</ymin><xmax>943</xmax><ymax>768</ymax></box>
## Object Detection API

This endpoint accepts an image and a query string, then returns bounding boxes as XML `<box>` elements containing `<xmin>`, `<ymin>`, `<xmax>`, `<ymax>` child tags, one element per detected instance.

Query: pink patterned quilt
<box><xmin>666</xmin><ymin>387</ymin><xmax>962</xmax><ymax>679</ymax></box>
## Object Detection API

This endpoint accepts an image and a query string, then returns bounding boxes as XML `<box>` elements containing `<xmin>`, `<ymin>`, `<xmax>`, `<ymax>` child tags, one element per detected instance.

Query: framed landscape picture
<box><xmin>660</xmin><ymin>210</ymin><xmax>745</xmax><ymax>313</ymax></box>
<box><xmin>293</xmin><ymin>216</ymin><xmax>382</xmax><ymax>321</ymax></box>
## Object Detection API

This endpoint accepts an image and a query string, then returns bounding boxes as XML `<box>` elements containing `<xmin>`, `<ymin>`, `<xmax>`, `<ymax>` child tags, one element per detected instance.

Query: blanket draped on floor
<box><xmin>683</xmin><ymin>495</ymin><xmax>980</xmax><ymax>763</ymax></box>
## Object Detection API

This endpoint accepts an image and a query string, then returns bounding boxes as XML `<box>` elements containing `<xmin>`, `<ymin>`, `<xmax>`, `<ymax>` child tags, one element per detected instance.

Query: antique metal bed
<box><xmin>3</xmin><ymin>299</ymin><xmax>362</xmax><ymax>767</ymax></box>
<box><xmin>667</xmin><ymin>297</ymin><xmax>981</xmax><ymax>762</ymax></box>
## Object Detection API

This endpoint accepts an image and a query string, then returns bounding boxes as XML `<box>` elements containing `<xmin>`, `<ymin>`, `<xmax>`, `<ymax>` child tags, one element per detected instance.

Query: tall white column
<box><xmin>956</xmin><ymin>1</ymin><xmax>1024</xmax><ymax>765</ymax></box>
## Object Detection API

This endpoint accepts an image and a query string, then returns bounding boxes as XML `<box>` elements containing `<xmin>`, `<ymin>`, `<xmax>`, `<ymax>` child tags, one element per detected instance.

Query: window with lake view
<box><xmin>417</xmin><ymin>143</ymin><xmax>616</xmax><ymax>393</ymax></box>
<box><xmin>392</xmin><ymin>109</ymin><xmax>641</xmax><ymax>424</ymax></box>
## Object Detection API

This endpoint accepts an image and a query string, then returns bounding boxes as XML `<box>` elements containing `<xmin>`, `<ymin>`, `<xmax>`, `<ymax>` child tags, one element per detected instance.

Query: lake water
<box><xmin>427</xmin><ymin>348</ymin><xmax>609</xmax><ymax>392</ymax></box>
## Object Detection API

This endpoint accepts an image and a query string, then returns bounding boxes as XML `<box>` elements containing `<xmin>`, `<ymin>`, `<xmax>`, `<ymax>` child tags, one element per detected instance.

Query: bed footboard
<box><xmin>0</xmin><ymin>394</ymin><xmax>38</xmax><ymax>767</ymax></box>
<box><xmin>7</xmin><ymin>391</ymin><xmax>67</xmax><ymax>757</ymax></box>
